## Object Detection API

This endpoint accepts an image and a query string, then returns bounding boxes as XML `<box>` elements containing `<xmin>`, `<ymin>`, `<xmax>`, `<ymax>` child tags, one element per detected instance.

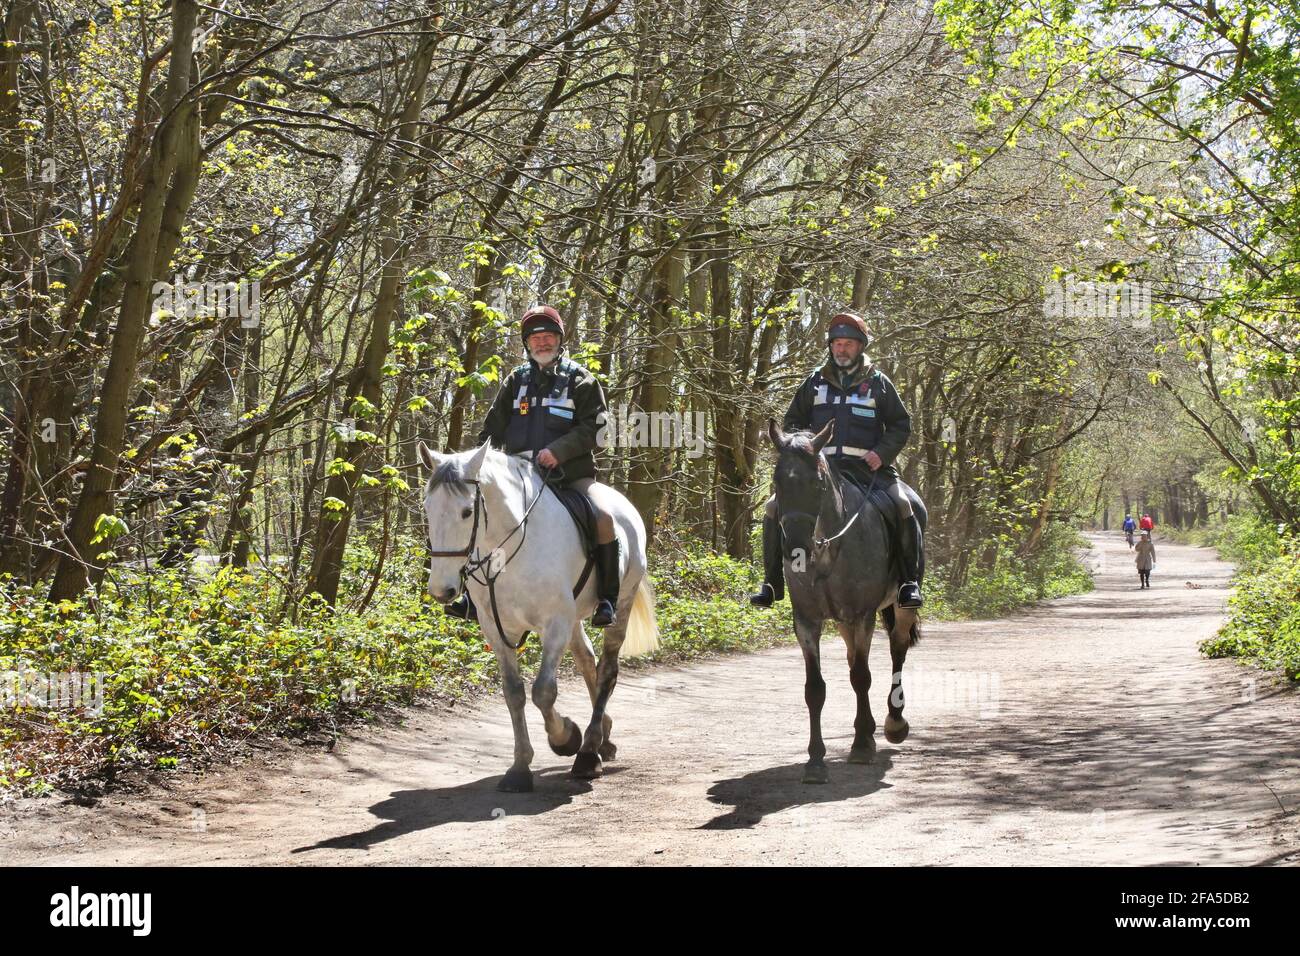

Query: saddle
<box><xmin>833</xmin><ymin>469</ymin><xmax>926</xmax><ymax>582</ymax></box>
<box><xmin>546</xmin><ymin>482</ymin><xmax>597</xmax><ymax>559</ymax></box>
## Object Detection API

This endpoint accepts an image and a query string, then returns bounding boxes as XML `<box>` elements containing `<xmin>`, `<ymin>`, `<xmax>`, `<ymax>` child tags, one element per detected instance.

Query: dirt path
<box><xmin>4</xmin><ymin>534</ymin><xmax>1298</xmax><ymax>865</ymax></box>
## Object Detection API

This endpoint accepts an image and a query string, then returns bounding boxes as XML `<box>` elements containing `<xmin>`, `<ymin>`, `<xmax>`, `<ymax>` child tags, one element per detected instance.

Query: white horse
<box><xmin>417</xmin><ymin>441</ymin><xmax>659</xmax><ymax>792</ymax></box>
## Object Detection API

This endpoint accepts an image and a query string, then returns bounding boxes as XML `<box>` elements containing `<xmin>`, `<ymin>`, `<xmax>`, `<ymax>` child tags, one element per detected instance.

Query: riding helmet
<box><xmin>520</xmin><ymin>305</ymin><xmax>565</xmax><ymax>343</ymax></box>
<box><xmin>826</xmin><ymin>311</ymin><xmax>870</xmax><ymax>345</ymax></box>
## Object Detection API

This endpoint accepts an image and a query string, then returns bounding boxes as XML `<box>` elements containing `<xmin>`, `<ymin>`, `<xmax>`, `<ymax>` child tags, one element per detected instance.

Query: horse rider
<box><xmin>441</xmin><ymin>305</ymin><xmax>622</xmax><ymax>628</ymax></box>
<box><xmin>748</xmin><ymin>310</ymin><xmax>924</xmax><ymax>609</ymax></box>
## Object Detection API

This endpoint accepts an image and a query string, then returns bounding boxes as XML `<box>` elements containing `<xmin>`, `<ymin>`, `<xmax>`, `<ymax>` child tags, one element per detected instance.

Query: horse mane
<box><xmin>426</xmin><ymin>456</ymin><xmax>471</xmax><ymax>495</ymax></box>
<box><xmin>782</xmin><ymin>430</ymin><xmax>820</xmax><ymax>459</ymax></box>
<box><xmin>424</xmin><ymin>445</ymin><xmax>529</xmax><ymax>497</ymax></box>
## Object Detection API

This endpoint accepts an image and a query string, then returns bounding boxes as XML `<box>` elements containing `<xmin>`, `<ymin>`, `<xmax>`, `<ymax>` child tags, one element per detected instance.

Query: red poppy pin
<box><xmin>858</xmin><ymin>382</ymin><xmax>870</xmax><ymax>395</ymax></box>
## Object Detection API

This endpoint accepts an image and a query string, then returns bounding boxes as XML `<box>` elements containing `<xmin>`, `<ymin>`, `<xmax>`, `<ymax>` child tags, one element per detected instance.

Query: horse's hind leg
<box><xmin>884</xmin><ymin>604</ymin><xmax>918</xmax><ymax>744</ymax></box>
<box><xmin>795</xmin><ymin>610</ymin><xmax>828</xmax><ymax>784</ymax></box>
<box><xmin>569</xmin><ymin>623</ymin><xmax>615</xmax><ymax>761</ymax></box>
<box><xmin>531</xmin><ymin>617</ymin><xmax>583</xmax><ymax>759</ymax></box>
<box><xmin>571</xmin><ymin>587</ymin><xmax>636</xmax><ymax>778</ymax></box>
<box><xmin>839</xmin><ymin>618</ymin><xmax>876</xmax><ymax>763</ymax></box>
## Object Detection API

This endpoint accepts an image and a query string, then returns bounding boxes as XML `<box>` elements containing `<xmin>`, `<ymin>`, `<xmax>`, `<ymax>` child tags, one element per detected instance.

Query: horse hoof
<box><xmin>802</xmin><ymin>762</ymin><xmax>829</xmax><ymax>785</ymax></box>
<box><xmin>549</xmin><ymin>721</ymin><xmax>582</xmax><ymax>757</ymax></box>
<box><xmin>848</xmin><ymin>743</ymin><xmax>876</xmax><ymax>764</ymax></box>
<box><xmin>497</xmin><ymin>768</ymin><xmax>534</xmax><ymax>793</ymax></box>
<box><xmin>884</xmin><ymin>716</ymin><xmax>909</xmax><ymax>744</ymax></box>
<box><xmin>598</xmin><ymin>740</ymin><xmax>617</xmax><ymax>762</ymax></box>
<box><xmin>571</xmin><ymin>751</ymin><xmax>604</xmax><ymax>779</ymax></box>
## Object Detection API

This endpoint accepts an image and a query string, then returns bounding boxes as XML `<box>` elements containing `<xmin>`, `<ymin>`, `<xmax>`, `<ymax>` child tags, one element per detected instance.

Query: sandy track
<box><xmin>3</xmin><ymin>534</ymin><xmax>1297</xmax><ymax>865</ymax></box>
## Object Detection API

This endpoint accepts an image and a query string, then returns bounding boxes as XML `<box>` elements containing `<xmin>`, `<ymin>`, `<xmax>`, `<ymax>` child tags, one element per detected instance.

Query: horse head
<box><xmin>766</xmin><ymin>418</ymin><xmax>842</xmax><ymax>557</ymax></box>
<box><xmin>417</xmin><ymin>440</ymin><xmax>493</xmax><ymax>602</ymax></box>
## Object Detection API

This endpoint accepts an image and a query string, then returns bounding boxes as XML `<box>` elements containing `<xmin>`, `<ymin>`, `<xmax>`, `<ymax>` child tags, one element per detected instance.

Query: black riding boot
<box><xmin>443</xmin><ymin>591</ymin><xmax>478</xmax><ymax>621</ymax></box>
<box><xmin>748</xmin><ymin>514</ymin><xmax>785</xmax><ymax>608</ymax></box>
<box><xmin>591</xmin><ymin>540</ymin><xmax>620</xmax><ymax>628</ymax></box>
<box><xmin>897</xmin><ymin>514</ymin><xmax>924</xmax><ymax>608</ymax></box>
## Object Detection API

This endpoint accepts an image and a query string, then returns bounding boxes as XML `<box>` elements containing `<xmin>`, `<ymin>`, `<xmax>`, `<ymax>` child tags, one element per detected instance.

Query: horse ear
<box><xmin>463</xmin><ymin>441</ymin><xmax>491</xmax><ymax>480</ymax></box>
<box><xmin>767</xmin><ymin>417</ymin><xmax>784</xmax><ymax>448</ymax></box>
<box><xmin>811</xmin><ymin>419</ymin><xmax>834</xmax><ymax>453</ymax></box>
<box><xmin>416</xmin><ymin>440</ymin><xmax>440</xmax><ymax>472</ymax></box>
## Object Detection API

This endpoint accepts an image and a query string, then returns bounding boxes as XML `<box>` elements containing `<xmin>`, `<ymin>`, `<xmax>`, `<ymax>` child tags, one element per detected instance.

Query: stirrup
<box><xmin>591</xmin><ymin>598</ymin><xmax>616</xmax><ymax>628</ymax></box>
<box><xmin>748</xmin><ymin>583</ymin><xmax>777</xmax><ymax>608</ymax></box>
<box><xmin>897</xmin><ymin>582</ymin><xmax>923</xmax><ymax>608</ymax></box>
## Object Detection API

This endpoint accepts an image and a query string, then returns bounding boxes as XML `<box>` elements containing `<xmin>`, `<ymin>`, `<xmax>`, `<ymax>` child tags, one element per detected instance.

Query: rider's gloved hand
<box><xmin>863</xmin><ymin>450</ymin><xmax>882</xmax><ymax>471</ymax></box>
<box><xmin>537</xmin><ymin>448</ymin><xmax>560</xmax><ymax>469</ymax></box>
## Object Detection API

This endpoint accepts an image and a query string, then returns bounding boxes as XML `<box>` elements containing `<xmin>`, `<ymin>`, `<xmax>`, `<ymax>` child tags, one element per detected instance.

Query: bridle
<box><xmin>425</xmin><ymin>458</ymin><xmax>557</xmax><ymax>650</ymax></box>
<box><xmin>777</xmin><ymin>452</ymin><xmax>873</xmax><ymax>556</ymax></box>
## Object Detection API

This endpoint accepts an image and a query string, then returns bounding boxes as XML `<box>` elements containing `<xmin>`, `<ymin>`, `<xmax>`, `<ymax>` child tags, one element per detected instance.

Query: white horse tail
<box><xmin>620</xmin><ymin>575</ymin><xmax>660</xmax><ymax>657</ymax></box>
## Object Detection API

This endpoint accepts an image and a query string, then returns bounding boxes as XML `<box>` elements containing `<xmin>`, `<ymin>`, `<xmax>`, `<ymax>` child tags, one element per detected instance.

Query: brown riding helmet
<box><xmin>520</xmin><ymin>305</ymin><xmax>565</xmax><ymax>343</ymax></box>
<box><xmin>826</xmin><ymin>311</ymin><xmax>870</xmax><ymax>344</ymax></box>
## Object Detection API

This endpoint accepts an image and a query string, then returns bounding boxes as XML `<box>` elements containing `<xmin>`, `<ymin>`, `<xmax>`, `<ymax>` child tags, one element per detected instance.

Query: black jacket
<box><xmin>477</xmin><ymin>354</ymin><xmax>606</xmax><ymax>483</ymax></box>
<box><xmin>783</xmin><ymin>357</ymin><xmax>911</xmax><ymax>482</ymax></box>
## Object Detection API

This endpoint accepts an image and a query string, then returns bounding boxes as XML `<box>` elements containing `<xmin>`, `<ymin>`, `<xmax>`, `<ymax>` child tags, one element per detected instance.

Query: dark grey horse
<box><xmin>766</xmin><ymin>418</ymin><xmax>925</xmax><ymax>784</ymax></box>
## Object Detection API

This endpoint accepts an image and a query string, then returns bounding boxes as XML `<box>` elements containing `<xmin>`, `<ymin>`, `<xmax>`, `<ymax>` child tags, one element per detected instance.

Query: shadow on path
<box><xmin>700</xmin><ymin>752</ymin><xmax>897</xmax><ymax>830</ymax></box>
<box><xmin>293</xmin><ymin>766</ymin><xmax>604</xmax><ymax>853</ymax></box>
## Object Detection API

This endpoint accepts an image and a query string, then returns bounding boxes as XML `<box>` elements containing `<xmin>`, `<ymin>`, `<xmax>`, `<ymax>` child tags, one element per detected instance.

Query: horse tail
<box><xmin>621</xmin><ymin>575</ymin><xmax>660</xmax><ymax>657</ymax></box>
<box><xmin>880</xmin><ymin>604</ymin><xmax>921</xmax><ymax>647</ymax></box>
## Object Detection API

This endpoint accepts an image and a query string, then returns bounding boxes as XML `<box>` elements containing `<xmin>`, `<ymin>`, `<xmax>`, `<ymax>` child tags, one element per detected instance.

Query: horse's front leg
<box><xmin>794</xmin><ymin>609</ymin><xmax>828</xmax><ymax>784</ymax></box>
<box><xmin>886</xmin><ymin>605</ymin><xmax>918</xmax><ymax>744</ymax></box>
<box><xmin>839</xmin><ymin>618</ymin><xmax>876</xmax><ymax>763</ymax></box>
<box><xmin>531</xmin><ymin>616</ymin><xmax>584</xmax><ymax>759</ymax></box>
<box><xmin>487</xmin><ymin>621</ymin><xmax>535</xmax><ymax>793</ymax></box>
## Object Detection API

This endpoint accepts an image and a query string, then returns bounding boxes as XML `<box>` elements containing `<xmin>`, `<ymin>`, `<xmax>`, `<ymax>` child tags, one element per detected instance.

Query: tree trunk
<box><xmin>49</xmin><ymin>1</ymin><xmax>200</xmax><ymax>600</ymax></box>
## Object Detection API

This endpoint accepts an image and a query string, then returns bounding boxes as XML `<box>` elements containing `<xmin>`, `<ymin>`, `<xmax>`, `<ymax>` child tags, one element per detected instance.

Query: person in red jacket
<box><xmin>1139</xmin><ymin>513</ymin><xmax>1154</xmax><ymax>532</ymax></box>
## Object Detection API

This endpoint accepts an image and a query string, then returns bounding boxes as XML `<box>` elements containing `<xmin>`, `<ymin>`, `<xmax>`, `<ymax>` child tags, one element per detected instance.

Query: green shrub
<box><xmin>1192</xmin><ymin>514</ymin><xmax>1285</xmax><ymax>574</ymax></box>
<box><xmin>0</xmin><ymin>564</ymin><xmax>502</xmax><ymax>794</ymax></box>
<box><xmin>931</xmin><ymin>523</ymin><xmax>1094</xmax><ymax>619</ymax></box>
<box><xmin>1201</xmin><ymin>538</ymin><xmax>1300</xmax><ymax>679</ymax></box>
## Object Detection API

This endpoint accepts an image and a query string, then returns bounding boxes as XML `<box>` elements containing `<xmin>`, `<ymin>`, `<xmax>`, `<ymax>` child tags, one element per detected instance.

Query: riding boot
<box><xmin>897</xmin><ymin>514</ymin><xmax>924</xmax><ymax>608</ymax></box>
<box><xmin>748</xmin><ymin>514</ymin><xmax>785</xmax><ymax>608</ymax></box>
<box><xmin>443</xmin><ymin>591</ymin><xmax>478</xmax><ymax>621</ymax></box>
<box><xmin>591</xmin><ymin>540</ymin><xmax>620</xmax><ymax>628</ymax></box>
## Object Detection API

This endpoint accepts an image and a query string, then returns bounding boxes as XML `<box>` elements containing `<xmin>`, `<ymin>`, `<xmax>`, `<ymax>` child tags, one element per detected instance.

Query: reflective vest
<box><xmin>807</xmin><ymin>367</ymin><xmax>886</xmax><ymax>461</ymax></box>
<box><xmin>502</xmin><ymin>357</ymin><xmax>580</xmax><ymax>456</ymax></box>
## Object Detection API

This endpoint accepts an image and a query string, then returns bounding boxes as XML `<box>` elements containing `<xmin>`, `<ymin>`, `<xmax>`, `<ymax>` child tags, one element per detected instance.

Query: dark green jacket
<box><xmin>477</xmin><ymin>354</ymin><xmax>605</xmax><ymax>483</ymax></box>
<box><xmin>783</xmin><ymin>357</ymin><xmax>911</xmax><ymax>482</ymax></box>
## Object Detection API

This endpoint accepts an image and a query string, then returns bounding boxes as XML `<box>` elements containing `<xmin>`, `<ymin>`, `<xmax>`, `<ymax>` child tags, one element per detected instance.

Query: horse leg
<box><xmin>885</xmin><ymin>604</ymin><xmax>918</xmax><ymax>744</ymax></box>
<box><xmin>569</xmin><ymin>622</ymin><xmax>615</xmax><ymax>762</ymax></box>
<box><xmin>839</xmin><ymin>619</ymin><xmax>876</xmax><ymax>763</ymax></box>
<box><xmin>572</xmin><ymin>580</ymin><xmax>639</xmax><ymax>779</ymax></box>
<box><xmin>795</xmin><ymin>610</ymin><xmax>828</xmax><ymax>784</ymax></box>
<box><xmin>489</xmin><ymin>633</ymin><xmax>535</xmax><ymax>793</ymax></box>
<box><xmin>531</xmin><ymin>617</ymin><xmax>583</xmax><ymax>758</ymax></box>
